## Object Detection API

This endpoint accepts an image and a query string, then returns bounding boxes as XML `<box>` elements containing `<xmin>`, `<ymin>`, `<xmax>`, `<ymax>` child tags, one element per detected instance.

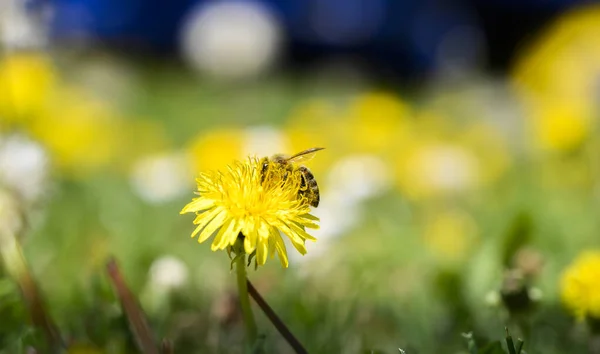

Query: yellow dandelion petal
<box><xmin>300</xmin><ymin>213</ymin><xmax>320</xmax><ymax>221</ymax></box>
<box><xmin>244</xmin><ymin>228</ymin><xmax>258</xmax><ymax>254</ymax></box>
<box><xmin>268</xmin><ymin>226</ymin><xmax>279</xmax><ymax>257</ymax></box>
<box><xmin>274</xmin><ymin>220</ymin><xmax>310</xmax><ymax>248</ymax></box>
<box><xmin>291</xmin><ymin>241</ymin><xmax>307</xmax><ymax>255</ymax></box>
<box><xmin>288</xmin><ymin>221</ymin><xmax>318</xmax><ymax>241</ymax></box>
<box><xmin>296</xmin><ymin>218</ymin><xmax>320</xmax><ymax>230</ymax></box>
<box><xmin>190</xmin><ymin>207</ymin><xmax>223</xmax><ymax>238</ymax></box>
<box><xmin>181</xmin><ymin>197</ymin><xmax>215</xmax><ymax>214</ymax></box>
<box><xmin>198</xmin><ymin>210</ymin><xmax>228</xmax><ymax>243</ymax></box>
<box><xmin>256</xmin><ymin>239</ymin><xmax>269</xmax><ymax>266</ymax></box>
<box><xmin>242</xmin><ymin>217</ymin><xmax>257</xmax><ymax>246</ymax></box>
<box><xmin>258</xmin><ymin>221</ymin><xmax>270</xmax><ymax>242</ymax></box>
<box><xmin>227</xmin><ymin>221</ymin><xmax>244</xmax><ymax>246</ymax></box>
<box><xmin>272</xmin><ymin>232</ymin><xmax>289</xmax><ymax>268</ymax></box>
<box><xmin>211</xmin><ymin>217</ymin><xmax>235</xmax><ymax>251</ymax></box>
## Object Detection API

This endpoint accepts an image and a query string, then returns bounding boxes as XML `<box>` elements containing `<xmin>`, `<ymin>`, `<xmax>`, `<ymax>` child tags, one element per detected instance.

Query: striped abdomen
<box><xmin>297</xmin><ymin>165</ymin><xmax>320</xmax><ymax>207</ymax></box>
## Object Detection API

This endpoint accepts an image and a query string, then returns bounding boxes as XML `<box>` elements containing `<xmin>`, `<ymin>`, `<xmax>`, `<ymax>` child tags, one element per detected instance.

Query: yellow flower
<box><xmin>187</xmin><ymin>128</ymin><xmax>244</xmax><ymax>172</ymax></box>
<box><xmin>345</xmin><ymin>91</ymin><xmax>412</xmax><ymax>154</ymax></box>
<box><xmin>511</xmin><ymin>6</ymin><xmax>600</xmax><ymax>152</ymax></box>
<box><xmin>422</xmin><ymin>209</ymin><xmax>478</xmax><ymax>265</ymax></box>
<box><xmin>180</xmin><ymin>157</ymin><xmax>319</xmax><ymax>267</ymax></box>
<box><xmin>0</xmin><ymin>53</ymin><xmax>56</xmax><ymax>125</ymax></box>
<box><xmin>560</xmin><ymin>251</ymin><xmax>600</xmax><ymax>320</ymax></box>
<box><xmin>527</xmin><ymin>98</ymin><xmax>591</xmax><ymax>152</ymax></box>
<box><xmin>29</xmin><ymin>87</ymin><xmax>122</xmax><ymax>177</ymax></box>
<box><xmin>512</xmin><ymin>5</ymin><xmax>600</xmax><ymax>99</ymax></box>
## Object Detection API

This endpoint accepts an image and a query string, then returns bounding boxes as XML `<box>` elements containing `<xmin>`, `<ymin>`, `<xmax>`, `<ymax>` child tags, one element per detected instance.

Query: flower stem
<box><xmin>247</xmin><ymin>279</ymin><xmax>308</xmax><ymax>354</ymax></box>
<box><xmin>234</xmin><ymin>239</ymin><xmax>258</xmax><ymax>346</ymax></box>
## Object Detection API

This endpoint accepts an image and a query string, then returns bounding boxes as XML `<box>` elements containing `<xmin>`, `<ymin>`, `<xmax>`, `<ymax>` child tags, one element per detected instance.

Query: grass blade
<box><xmin>106</xmin><ymin>257</ymin><xmax>159</xmax><ymax>354</ymax></box>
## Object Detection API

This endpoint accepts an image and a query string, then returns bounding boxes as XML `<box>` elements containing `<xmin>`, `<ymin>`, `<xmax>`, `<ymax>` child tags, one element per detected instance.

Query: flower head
<box><xmin>560</xmin><ymin>250</ymin><xmax>600</xmax><ymax>320</ymax></box>
<box><xmin>181</xmin><ymin>157</ymin><xmax>319</xmax><ymax>267</ymax></box>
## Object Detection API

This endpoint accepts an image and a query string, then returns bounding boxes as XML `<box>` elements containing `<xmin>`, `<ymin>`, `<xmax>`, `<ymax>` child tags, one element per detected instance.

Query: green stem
<box><xmin>235</xmin><ymin>240</ymin><xmax>258</xmax><ymax>346</ymax></box>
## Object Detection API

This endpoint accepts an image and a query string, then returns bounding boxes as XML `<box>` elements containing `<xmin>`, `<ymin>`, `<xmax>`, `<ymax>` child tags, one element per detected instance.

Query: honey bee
<box><xmin>259</xmin><ymin>147</ymin><xmax>324</xmax><ymax>207</ymax></box>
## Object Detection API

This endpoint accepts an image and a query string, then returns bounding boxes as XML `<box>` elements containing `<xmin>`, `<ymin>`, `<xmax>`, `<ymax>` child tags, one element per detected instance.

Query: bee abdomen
<box><xmin>298</xmin><ymin>166</ymin><xmax>320</xmax><ymax>208</ymax></box>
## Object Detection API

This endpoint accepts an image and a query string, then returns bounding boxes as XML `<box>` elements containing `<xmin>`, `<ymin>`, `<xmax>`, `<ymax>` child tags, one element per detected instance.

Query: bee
<box><xmin>259</xmin><ymin>147</ymin><xmax>324</xmax><ymax>207</ymax></box>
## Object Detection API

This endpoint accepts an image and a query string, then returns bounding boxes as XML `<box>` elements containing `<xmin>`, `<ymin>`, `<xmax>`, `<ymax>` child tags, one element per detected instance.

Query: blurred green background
<box><xmin>2</xmin><ymin>1</ymin><xmax>600</xmax><ymax>353</ymax></box>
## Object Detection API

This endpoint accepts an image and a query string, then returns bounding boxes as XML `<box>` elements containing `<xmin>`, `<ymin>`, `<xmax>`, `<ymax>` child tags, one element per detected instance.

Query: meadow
<box><xmin>2</xmin><ymin>7</ymin><xmax>600</xmax><ymax>354</ymax></box>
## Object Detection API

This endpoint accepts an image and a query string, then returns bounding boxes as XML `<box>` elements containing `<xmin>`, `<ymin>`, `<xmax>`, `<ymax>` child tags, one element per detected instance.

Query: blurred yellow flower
<box><xmin>512</xmin><ymin>5</ymin><xmax>600</xmax><ymax>152</ymax></box>
<box><xmin>181</xmin><ymin>157</ymin><xmax>319</xmax><ymax>267</ymax></box>
<box><xmin>187</xmin><ymin>128</ymin><xmax>244</xmax><ymax>172</ymax></box>
<box><xmin>345</xmin><ymin>92</ymin><xmax>412</xmax><ymax>154</ymax></box>
<box><xmin>422</xmin><ymin>209</ymin><xmax>478</xmax><ymax>265</ymax></box>
<box><xmin>0</xmin><ymin>53</ymin><xmax>56</xmax><ymax>125</ymax></box>
<box><xmin>527</xmin><ymin>98</ymin><xmax>591</xmax><ymax>152</ymax></box>
<box><xmin>29</xmin><ymin>87</ymin><xmax>122</xmax><ymax>177</ymax></box>
<box><xmin>560</xmin><ymin>251</ymin><xmax>600</xmax><ymax>320</ymax></box>
<box><xmin>512</xmin><ymin>5</ymin><xmax>600</xmax><ymax>99</ymax></box>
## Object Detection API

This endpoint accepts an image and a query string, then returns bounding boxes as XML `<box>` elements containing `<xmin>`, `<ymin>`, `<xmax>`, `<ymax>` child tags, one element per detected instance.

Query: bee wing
<box><xmin>285</xmin><ymin>147</ymin><xmax>325</xmax><ymax>163</ymax></box>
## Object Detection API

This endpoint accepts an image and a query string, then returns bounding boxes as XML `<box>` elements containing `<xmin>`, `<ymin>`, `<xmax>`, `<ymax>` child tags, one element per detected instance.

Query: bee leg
<box><xmin>297</xmin><ymin>166</ymin><xmax>308</xmax><ymax>191</ymax></box>
<box><xmin>260</xmin><ymin>162</ymin><xmax>269</xmax><ymax>183</ymax></box>
<box><xmin>283</xmin><ymin>166</ymin><xmax>291</xmax><ymax>181</ymax></box>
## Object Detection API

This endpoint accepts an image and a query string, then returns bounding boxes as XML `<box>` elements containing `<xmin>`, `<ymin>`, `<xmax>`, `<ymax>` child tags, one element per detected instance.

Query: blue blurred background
<box><xmin>45</xmin><ymin>0</ymin><xmax>590</xmax><ymax>78</ymax></box>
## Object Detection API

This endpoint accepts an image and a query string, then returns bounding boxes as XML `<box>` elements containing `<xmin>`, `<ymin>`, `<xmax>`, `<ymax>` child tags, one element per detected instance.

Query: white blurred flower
<box><xmin>148</xmin><ymin>256</ymin><xmax>189</xmax><ymax>291</ymax></box>
<box><xmin>141</xmin><ymin>255</ymin><xmax>190</xmax><ymax>314</ymax></box>
<box><xmin>0</xmin><ymin>134</ymin><xmax>49</xmax><ymax>205</ymax></box>
<box><xmin>0</xmin><ymin>0</ymin><xmax>50</xmax><ymax>50</ymax></box>
<box><xmin>179</xmin><ymin>0</ymin><xmax>283</xmax><ymax>80</ymax></box>
<box><xmin>408</xmin><ymin>144</ymin><xmax>479</xmax><ymax>194</ymax></box>
<box><xmin>242</xmin><ymin>125</ymin><xmax>290</xmax><ymax>158</ymax></box>
<box><xmin>130</xmin><ymin>152</ymin><xmax>191</xmax><ymax>204</ymax></box>
<box><xmin>426</xmin><ymin>146</ymin><xmax>478</xmax><ymax>192</ymax></box>
<box><xmin>312</xmin><ymin>191</ymin><xmax>361</xmax><ymax>240</ymax></box>
<box><xmin>326</xmin><ymin>154</ymin><xmax>391</xmax><ymax>202</ymax></box>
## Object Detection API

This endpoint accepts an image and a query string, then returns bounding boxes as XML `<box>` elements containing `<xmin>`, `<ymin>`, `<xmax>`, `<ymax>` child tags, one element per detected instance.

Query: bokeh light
<box><xmin>179</xmin><ymin>0</ymin><xmax>283</xmax><ymax>80</ymax></box>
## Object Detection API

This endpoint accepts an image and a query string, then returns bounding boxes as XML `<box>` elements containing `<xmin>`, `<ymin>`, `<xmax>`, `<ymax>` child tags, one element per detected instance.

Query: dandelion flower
<box><xmin>560</xmin><ymin>251</ymin><xmax>600</xmax><ymax>320</ymax></box>
<box><xmin>181</xmin><ymin>157</ymin><xmax>319</xmax><ymax>268</ymax></box>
